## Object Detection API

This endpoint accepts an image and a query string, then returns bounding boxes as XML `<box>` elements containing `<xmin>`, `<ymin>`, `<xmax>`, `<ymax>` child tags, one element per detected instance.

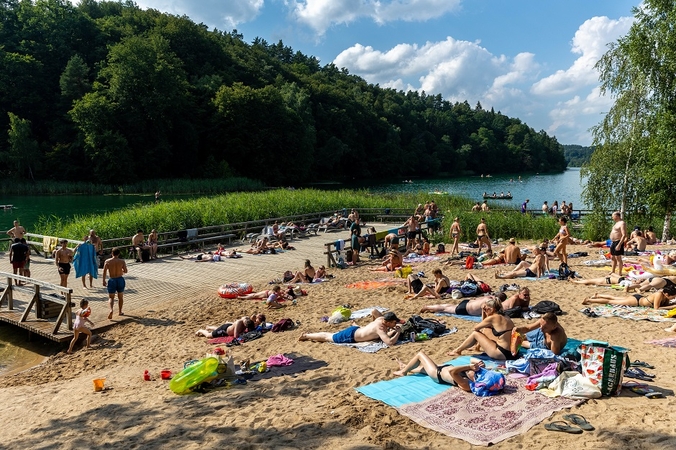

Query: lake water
<box><xmin>0</xmin><ymin>168</ymin><xmax>585</xmax><ymax>374</ymax></box>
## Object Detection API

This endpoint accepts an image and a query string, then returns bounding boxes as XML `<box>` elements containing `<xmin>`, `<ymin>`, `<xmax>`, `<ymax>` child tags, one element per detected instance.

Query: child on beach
<box><xmin>67</xmin><ymin>299</ymin><xmax>94</xmax><ymax>354</ymax></box>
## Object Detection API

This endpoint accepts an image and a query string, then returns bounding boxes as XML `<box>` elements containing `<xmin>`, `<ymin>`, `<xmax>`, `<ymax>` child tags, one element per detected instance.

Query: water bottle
<box><xmin>410</xmin><ymin>332</ymin><xmax>416</xmax><ymax>342</ymax></box>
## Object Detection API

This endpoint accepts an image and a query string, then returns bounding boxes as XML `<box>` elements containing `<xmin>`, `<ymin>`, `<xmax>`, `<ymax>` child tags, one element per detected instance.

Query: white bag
<box><xmin>543</xmin><ymin>371</ymin><xmax>602</xmax><ymax>399</ymax></box>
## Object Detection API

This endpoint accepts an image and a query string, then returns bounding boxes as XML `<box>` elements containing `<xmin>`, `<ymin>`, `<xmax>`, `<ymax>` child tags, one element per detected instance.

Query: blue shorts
<box><xmin>332</xmin><ymin>326</ymin><xmax>359</xmax><ymax>344</ymax></box>
<box><xmin>107</xmin><ymin>277</ymin><xmax>125</xmax><ymax>294</ymax></box>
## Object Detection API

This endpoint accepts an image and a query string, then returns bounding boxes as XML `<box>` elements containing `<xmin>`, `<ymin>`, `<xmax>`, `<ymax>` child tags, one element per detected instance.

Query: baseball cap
<box><xmin>383</xmin><ymin>312</ymin><xmax>402</xmax><ymax>323</ymax></box>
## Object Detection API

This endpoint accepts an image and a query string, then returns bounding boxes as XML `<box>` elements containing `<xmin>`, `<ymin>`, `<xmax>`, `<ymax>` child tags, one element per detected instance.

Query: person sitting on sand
<box><xmin>406</xmin><ymin>268</ymin><xmax>450</xmax><ymax>299</ymax></box>
<box><xmin>371</xmin><ymin>248</ymin><xmax>403</xmax><ymax>272</ymax></box>
<box><xmin>288</xmin><ymin>259</ymin><xmax>316</xmax><ymax>283</ymax></box>
<box><xmin>501</xmin><ymin>286</ymin><xmax>531</xmax><ymax>311</ymax></box>
<box><xmin>315</xmin><ymin>265</ymin><xmax>327</xmax><ymax>279</ymax></box>
<box><xmin>625</xmin><ymin>231</ymin><xmax>648</xmax><ymax>252</ymax></box>
<box><xmin>420</xmin><ymin>294</ymin><xmax>505</xmax><ymax>317</ymax></box>
<box><xmin>446</xmin><ymin>297</ymin><xmax>518</xmax><ymax>360</ymax></box>
<box><xmin>299</xmin><ymin>311</ymin><xmax>403</xmax><ymax>345</ymax></box>
<box><xmin>515</xmin><ymin>313</ymin><xmax>567</xmax><ymax>355</ymax></box>
<box><xmin>264</xmin><ymin>285</ymin><xmax>288</xmax><ymax>309</ymax></box>
<box><xmin>495</xmin><ymin>245</ymin><xmax>549</xmax><ymax>279</ymax></box>
<box><xmin>582</xmin><ymin>284</ymin><xmax>676</xmax><ymax>309</ymax></box>
<box><xmin>393</xmin><ymin>351</ymin><xmax>485</xmax><ymax>392</ymax></box>
<box><xmin>67</xmin><ymin>299</ymin><xmax>95</xmax><ymax>354</ymax></box>
<box><xmin>644</xmin><ymin>226</ymin><xmax>658</xmax><ymax>245</ymax></box>
<box><xmin>196</xmin><ymin>317</ymin><xmax>256</xmax><ymax>339</ymax></box>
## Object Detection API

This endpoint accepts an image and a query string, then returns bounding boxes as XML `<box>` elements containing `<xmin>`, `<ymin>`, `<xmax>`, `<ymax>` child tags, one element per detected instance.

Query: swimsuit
<box><xmin>58</xmin><ymin>262</ymin><xmax>71</xmax><ymax>275</ymax></box>
<box><xmin>525</xmin><ymin>268</ymin><xmax>537</xmax><ymax>278</ymax></box>
<box><xmin>332</xmin><ymin>325</ymin><xmax>359</xmax><ymax>344</ymax></box>
<box><xmin>496</xmin><ymin>344</ymin><xmax>518</xmax><ymax>360</ymax></box>
<box><xmin>106</xmin><ymin>276</ymin><xmax>125</xmax><ymax>294</ymax></box>
<box><xmin>609</xmin><ymin>240</ymin><xmax>624</xmax><ymax>256</ymax></box>
<box><xmin>455</xmin><ymin>299</ymin><xmax>470</xmax><ymax>316</ymax></box>
<box><xmin>633</xmin><ymin>294</ymin><xmax>648</xmax><ymax>307</ymax></box>
<box><xmin>490</xmin><ymin>327</ymin><xmax>513</xmax><ymax>337</ymax></box>
<box><xmin>436</xmin><ymin>365</ymin><xmax>456</xmax><ymax>386</ymax></box>
<box><xmin>212</xmin><ymin>323</ymin><xmax>233</xmax><ymax>338</ymax></box>
<box><xmin>410</xmin><ymin>278</ymin><xmax>424</xmax><ymax>294</ymax></box>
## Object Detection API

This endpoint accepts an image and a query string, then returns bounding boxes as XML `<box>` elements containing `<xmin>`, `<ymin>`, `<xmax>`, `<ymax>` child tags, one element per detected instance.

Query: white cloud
<box><xmin>289</xmin><ymin>0</ymin><xmax>461</xmax><ymax>35</ymax></box>
<box><xmin>130</xmin><ymin>0</ymin><xmax>264</xmax><ymax>28</ymax></box>
<box><xmin>531</xmin><ymin>15</ymin><xmax>633</xmax><ymax>96</ymax></box>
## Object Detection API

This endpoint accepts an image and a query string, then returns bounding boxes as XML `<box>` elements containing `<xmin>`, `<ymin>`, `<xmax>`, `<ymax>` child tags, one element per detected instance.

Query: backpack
<box><xmin>336</xmin><ymin>256</ymin><xmax>348</xmax><ymax>269</ymax></box>
<box><xmin>399</xmin><ymin>315</ymin><xmax>448</xmax><ymax>341</ymax></box>
<box><xmin>530</xmin><ymin>300</ymin><xmax>563</xmax><ymax>315</ymax></box>
<box><xmin>271</xmin><ymin>318</ymin><xmax>295</xmax><ymax>332</ymax></box>
<box><xmin>478</xmin><ymin>282</ymin><xmax>491</xmax><ymax>293</ymax></box>
<box><xmin>557</xmin><ymin>263</ymin><xmax>575</xmax><ymax>280</ymax></box>
<box><xmin>465</xmin><ymin>255</ymin><xmax>475</xmax><ymax>269</ymax></box>
<box><xmin>436</xmin><ymin>243</ymin><xmax>446</xmax><ymax>253</ymax></box>
<box><xmin>460</xmin><ymin>281</ymin><xmax>478</xmax><ymax>297</ymax></box>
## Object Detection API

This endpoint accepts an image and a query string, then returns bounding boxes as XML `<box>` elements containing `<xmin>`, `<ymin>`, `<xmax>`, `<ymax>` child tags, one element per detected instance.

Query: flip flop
<box><xmin>563</xmin><ymin>414</ymin><xmax>595</xmax><ymax>431</ymax></box>
<box><xmin>630</xmin><ymin>360</ymin><xmax>655</xmax><ymax>369</ymax></box>
<box><xmin>626</xmin><ymin>367</ymin><xmax>655</xmax><ymax>378</ymax></box>
<box><xmin>624</xmin><ymin>368</ymin><xmax>654</xmax><ymax>382</ymax></box>
<box><xmin>544</xmin><ymin>421</ymin><xmax>583</xmax><ymax>434</ymax></box>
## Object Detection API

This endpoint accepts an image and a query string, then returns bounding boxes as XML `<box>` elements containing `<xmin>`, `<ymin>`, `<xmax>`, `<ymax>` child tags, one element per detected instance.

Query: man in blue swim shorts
<box><xmin>299</xmin><ymin>311</ymin><xmax>403</xmax><ymax>345</ymax></box>
<box><xmin>102</xmin><ymin>248</ymin><xmax>128</xmax><ymax>320</ymax></box>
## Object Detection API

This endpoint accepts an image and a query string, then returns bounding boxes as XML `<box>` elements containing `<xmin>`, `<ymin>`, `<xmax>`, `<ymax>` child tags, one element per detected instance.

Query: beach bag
<box><xmin>460</xmin><ymin>281</ymin><xmax>478</xmax><ymax>297</ymax></box>
<box><xmin>470</xmin><ymin>367</ymin><xmax>506</xmax><ymax>397</ymax></box>
<box><xmin>531</xmin><ymin>300</ymin><xmax>563</xmax><ymax>315</ymax></box>
<box><xmin>557</xmin><ymin>262</ymin><xmax>574</xmax><ymax>280</ymax></box>
<box><xmin>283</xmin><ymin>270</ymin><xmax>294</xmax><ymax>282</ymax></box>
<box><xmin>271</xmin><ymin>318</ymin><xmax>295</xmax><ymax>332</ymax></box>
<box><xmin>477</xmin><ymin>282</ymin><xmax>491</xmax><ymax>293</ymax></box>
<box><xmin>336</xmin><ymin>256</ymin><xmax>348</xmax><ymax>269</ymax></box>
<box><xmin>436</xmin><ymin>243</ymin><xmax>445</xmax><ymax>253</ymax></box>
<box><xmin>548</xmin><ymin>371</ymin><xmax>602</xmax><ymax>399</ymax></box>
<box><xmin>410</xmin><ymin>315</ymin><xmax>447</xmax><ymax>336</ymax></box>
<box><xmin>465</xmin><ymin>255</ymin><xmax>475</xmax><ymax>269</ymax></box>
<box><xmin>578</xmin><ymin>340</ymin><xmax>629</xmax><ymax>396</ymax></box>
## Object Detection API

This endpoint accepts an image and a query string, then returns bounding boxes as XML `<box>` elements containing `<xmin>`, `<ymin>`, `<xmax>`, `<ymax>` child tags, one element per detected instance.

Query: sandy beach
<box><xmin>1</xmin><ymin>240</ymin><xmax>675</xmax><ymax>449</ymax></box>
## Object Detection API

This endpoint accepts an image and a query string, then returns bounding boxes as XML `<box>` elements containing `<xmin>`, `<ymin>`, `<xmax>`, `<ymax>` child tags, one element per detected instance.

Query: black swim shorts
<box><xmin>609</xmin><ymin>240</ymin><xmax>624</xmax><ymax>256</ymax></box>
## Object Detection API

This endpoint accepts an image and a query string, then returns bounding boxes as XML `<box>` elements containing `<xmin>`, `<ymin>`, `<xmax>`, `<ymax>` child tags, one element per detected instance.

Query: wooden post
<box><xmin>0</xmin><ymin>281</ymin><xmax>12</xmax><ymax>309</ymax></box>
<box><xmin>20</xmin><ymin>285</ymin><xmax>40</xmax><ymax>322</ymax></box>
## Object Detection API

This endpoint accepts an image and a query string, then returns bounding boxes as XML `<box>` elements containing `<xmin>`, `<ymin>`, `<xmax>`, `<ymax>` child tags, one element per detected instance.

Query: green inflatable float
<box><xmin>169</xmin><ymin>357</ymin><xmax>219</xmax><ymax>394</ymax></box>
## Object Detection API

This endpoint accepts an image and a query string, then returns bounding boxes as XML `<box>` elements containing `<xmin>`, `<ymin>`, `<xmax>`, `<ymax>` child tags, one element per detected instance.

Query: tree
<box><xmin>584</xmin><ymin>0</ymin><xmax>676</xmax><ymax>239</ymax></box>
<box><xmin>6</xmin><ymin>112</ymin><xmax>40</xmax><ymax>180</ymax></box>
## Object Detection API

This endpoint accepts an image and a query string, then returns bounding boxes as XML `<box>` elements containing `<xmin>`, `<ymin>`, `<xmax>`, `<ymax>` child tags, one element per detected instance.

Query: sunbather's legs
<box><xmin>393</xmin><ymin>351</ymin><xmax>438</xmax><ymax>379</ymax></box>
<box><xmin>420</xmin><ymin>304</ymin><xmax>454</xmax><ymax>314</ymax></box>
<box><xmin>298</xmin><ymin>332</ymin><xmax>334</xmax><ymax>342</ymax></box>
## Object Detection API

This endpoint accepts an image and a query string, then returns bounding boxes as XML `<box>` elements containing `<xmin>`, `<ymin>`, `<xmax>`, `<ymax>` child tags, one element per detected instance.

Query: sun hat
<box><xmin>509</xmin><ymin>238</ymin><xmax>516</xmax><ymax>244</ymax></box>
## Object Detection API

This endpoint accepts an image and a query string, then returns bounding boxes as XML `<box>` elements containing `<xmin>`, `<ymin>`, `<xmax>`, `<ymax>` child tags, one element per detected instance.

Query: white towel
<box><xmin>187</xmin><ymin>228</ymin><xmax>198</xmax><ymax>238</ymax></box>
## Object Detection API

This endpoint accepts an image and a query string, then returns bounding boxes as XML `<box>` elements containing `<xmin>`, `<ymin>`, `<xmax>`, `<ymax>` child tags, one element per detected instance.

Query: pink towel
<box><xmin>267</xmin><ymin>354</ymin><xmax>294</xmax><ymax>366</ymax></box>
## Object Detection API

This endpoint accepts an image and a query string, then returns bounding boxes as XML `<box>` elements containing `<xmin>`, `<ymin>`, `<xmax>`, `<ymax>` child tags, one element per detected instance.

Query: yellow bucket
<box><xmin>93</xmin><ymin>378</ymin><xmax>105</xmax><ymax>392</ymax></box>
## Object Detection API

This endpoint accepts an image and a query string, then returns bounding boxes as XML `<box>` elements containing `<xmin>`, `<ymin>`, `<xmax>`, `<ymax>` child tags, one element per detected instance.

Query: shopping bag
<box><xmin>578</xmin><ymin>340</ymin><xmax>629</xmax><ymax>396</ymax></box>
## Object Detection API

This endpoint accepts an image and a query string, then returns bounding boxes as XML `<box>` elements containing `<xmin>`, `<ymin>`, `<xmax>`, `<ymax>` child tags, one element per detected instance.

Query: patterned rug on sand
<box><xmin>397</xmin><ymin>377</ymin><xmax>582</xmax><ymax>446</ymax></box>
<box><xmin>580</xmin><ymin>305</ymin><xmax>676</xmax><ymax>322</ymax></box>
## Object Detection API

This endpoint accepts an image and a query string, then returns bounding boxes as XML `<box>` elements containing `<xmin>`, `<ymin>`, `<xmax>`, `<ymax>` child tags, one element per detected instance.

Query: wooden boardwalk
<box><xmin>0</xmin><ymin>225</ymin><xmax>372</xmax><ymax>343</ymax></box>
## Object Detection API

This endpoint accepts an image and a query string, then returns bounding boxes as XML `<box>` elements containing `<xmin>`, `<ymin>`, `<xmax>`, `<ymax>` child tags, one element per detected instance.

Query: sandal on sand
<box><xmin>544</xmin><ymin>421</ymin><xmax>583</xmax><ymax>434</ymax></box>
<box><xmin>624</xmin><ymin>368</ymin><xmax>654</xmax><ymax>382</ymax></box>
<box><xmin>563</xmin><ymin>414</ymin><xmax>595</xmax><ymax>431</ymax></box>
<box><xmin>630</xmin><ymin>360</ymin><xmax>655</xmax><ymax>369</ymax></box>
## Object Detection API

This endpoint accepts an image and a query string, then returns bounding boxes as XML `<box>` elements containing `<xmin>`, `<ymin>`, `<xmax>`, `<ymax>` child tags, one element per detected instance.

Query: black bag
<box><xmin>503</xmin><ymin>306</ymin><xmax>524</xmax><ymax>318</ymax></box>
<box><xmin>557</xmin><ymin>262</ymin><xmax>575</xmax><ymax>280</ymax></box>
<box><xmin>531</xmin><ymin>300</ymin><xmax>563</xmax><ymax>315</ymax></box>
<box><xmin>271</xmin><ymin>318</ymin><xmax>295</xmax><ymax>332</ymax></box>
<box><xmin>436</xmin><ymin>243</ymin><xmax>446</xmax><ymax>253</ymax></box>
<box><xmin>399</xmin><ymin>315</ymin><xmax>448</xmax><ymax>339</ymax></box>
<box><xmin>238</xmin><ymin>330</ymin><xmax>263</xmax><ymax>341</ymax></box>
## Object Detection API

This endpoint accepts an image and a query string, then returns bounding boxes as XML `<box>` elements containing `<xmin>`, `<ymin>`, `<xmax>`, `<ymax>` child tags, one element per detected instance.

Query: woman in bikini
<box><xmin>447</xmin><ymin>297</ymin><xmax>518</xmax><ymax>360</ymax></box>
<box><xmin>289</xmin><ymin>259</ymin><xmax>316</xmax><ymax>283</ymax></box>
<box><xmin>551</xmin><ymin>217</ymin><xmax>570</xmax><ymax>264</ymax></box>
<box><xmin>449</xmin><ymin>217</ymin><xmax>461</xmax><ymax>256</ymax></box>
<box><xmin>582</xmin><ymin>284</ymin><xmax>676</xmax><ymax>309</ymax></box>
<box><xmin>238</xmin><ymin>285</ymin><xmax>285</xmax><ymax>300</ymax></box>
<box><xmin>624</xmin><ymin>275</ymin><xmax>676</xmax><ymax>293</ymax></box>
<box><xmin>393</xmin><ymin>351</ymin><xmax>485</xmax><ymax>392</ymax></box>
<box><xmin>570</xmin><ymin>273</ymin><xmax>628</xmax><ymax>286</ymax></box>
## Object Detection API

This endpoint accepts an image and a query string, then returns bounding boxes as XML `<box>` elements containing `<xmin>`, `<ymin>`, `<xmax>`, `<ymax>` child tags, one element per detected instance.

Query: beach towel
<box><xmin>335</xmin><ymin>239</ymin><xmax>345</xmax><ymax>251</ymax></box>
<box><xmin>403</xmin><ymin>255</ymin><xmax>440</xmax><ymax>263</ymax></box>
<box><xmin>435</xmin><ymin>312</ymin><xmax>482</xmax><ymax>323</ymax></box>
<box><xmin>580</xmin><ymin>305</ymin><xmax>676</xmax><ymax>322</ymax></box>
<box><xmin>645</xmin><ymin>337</ymin><xmax>676</xmax><ymax>348</ymax></box>
<box><xmin>42</xmin><ymin>236</ymin><xmax>58</xmax><ymax>254</ymax></box>
<box><xmin>207</xmin><ymin>336</ymin><xmax>236</xmax><ymax>345</ymax></box>
<box><xmin>252</xmin><ymin>354</ymin><xmax>328</xmax><ymax>380</ymax></box>
<box><xmin>349</xmin><ymin>306</ymin><xmax>388</xmax><ymax>319</ymax></box>
<box><xmin>73</xmin><ymin>242</ymin><xmax>98</xmax><ymax>279</ymax></box>
<box><xmin>345</xmin><ymin>280</ymin><xmax>403</xmax><ymax>289</ymax></box>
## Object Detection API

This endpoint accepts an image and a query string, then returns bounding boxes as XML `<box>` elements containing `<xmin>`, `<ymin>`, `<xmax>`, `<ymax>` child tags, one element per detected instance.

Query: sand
<box><xmin>1</xmin><ymin>243</ymin><xmax>675</xmax><ymax>449</ymax></box>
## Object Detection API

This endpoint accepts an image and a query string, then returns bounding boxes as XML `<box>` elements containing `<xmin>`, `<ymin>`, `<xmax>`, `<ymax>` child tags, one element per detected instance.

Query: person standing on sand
<box><xmin>609</xmin><ymin>211</ymin><xmax>626</xmax><ymax>276</ymax></box>
<box><xmin>102</xmin><ymin>248</ymin><xmax>128</xmax><ymax>320</ymax></box>
<box><xmin>55</xmin><ymin>239</ymin><xmax>73</xmax><ymax>287</ymax></box>
<box><xmin>475</xmin><ymin>217</ymin><xmax>492</xmax><ymax>255</ymax></box>
<box><xmin>449</xmin><ymin>217</ymin><xmax>461</xmax><ymax>256</ymax></box>
<box><xmin>299</xmin><ymin>311</ymin><xmax>403</xmax><ymax>345</ymax></box>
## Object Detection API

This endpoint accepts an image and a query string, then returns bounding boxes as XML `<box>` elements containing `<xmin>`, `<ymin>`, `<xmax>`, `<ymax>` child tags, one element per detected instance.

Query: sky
<box><xmin>116</xmin><ymin>0</ymin><xmax>639</xmax><ymax>146</ymax></box>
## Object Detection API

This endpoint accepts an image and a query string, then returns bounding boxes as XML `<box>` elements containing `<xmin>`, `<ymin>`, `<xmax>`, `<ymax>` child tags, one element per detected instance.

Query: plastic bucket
<box><xmin>161</xmin><ymin>370</ymin><xmax>172</xmax><ymax>380</ymax></box>
<box><xmin>93</xmin><ymin>378</ymin><xmax>105</xmax><ymax>392</ymax></box>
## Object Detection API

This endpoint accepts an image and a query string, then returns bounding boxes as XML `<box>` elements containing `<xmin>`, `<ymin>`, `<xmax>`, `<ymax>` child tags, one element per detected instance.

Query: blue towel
<box><xmin>435</xmin><ymin>313</ymin><xmax>482</xmax><ymax>323</ymax></box>
<box><xmin>335</xmin><ymin>239</ymin><xmax>345</xmax><ymax>251</ymax></box>
<box><xmin>73</xmin><ymin>242</ymin><xmax>98</xmax><ymax>279</ymax></box>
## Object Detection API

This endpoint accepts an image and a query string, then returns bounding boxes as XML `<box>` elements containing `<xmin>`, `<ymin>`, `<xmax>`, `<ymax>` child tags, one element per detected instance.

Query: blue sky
<box><xmin>120</xmin><ymin>0</ymin><xmax>638</xmax><ymax>145</ymax></box>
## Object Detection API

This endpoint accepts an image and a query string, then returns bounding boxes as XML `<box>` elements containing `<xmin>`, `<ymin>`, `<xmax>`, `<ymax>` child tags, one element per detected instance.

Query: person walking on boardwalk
<box><xmin>55</xmin><ymin>239</ymin><xmax>74</xmax><ymax>287</ymax></box>
<box><xmin>102</xmin><ymin>248</ymin><xmax>128</xmax><ymax>320</ymax></box>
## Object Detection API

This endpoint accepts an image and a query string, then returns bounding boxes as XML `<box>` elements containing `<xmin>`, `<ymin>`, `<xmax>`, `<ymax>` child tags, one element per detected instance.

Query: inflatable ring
<box><xmin>218</xmin><ymin>282</ymin><xmax>253</xmax><ymax>299</ymax></box>
<box><xmin>645</xmin><ymin>268</ymin><xmax>676</xmax><ymax>277</ymax></box>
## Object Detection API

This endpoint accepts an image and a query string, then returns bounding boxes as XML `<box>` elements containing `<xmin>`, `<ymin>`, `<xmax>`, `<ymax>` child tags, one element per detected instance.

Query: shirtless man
<box><xmin>54</xmin><ymin>239</ymin><xmax>74</xmax><ymax>287</ymax></box>
<box><xmin>132</xmin><ymin>229</ymin><xmax>149</xmax><ymax>262</ymax></box>
<box><xmin>481</xmin><ymin>201</ymin><xmax>489</xmax><ymax>212</ymax></box>
<box><xmin>503</xmin><ymin>238</ymin><xmax>522</xmax><ymax>264</ymax></box>
<box><xmin>6</xmin><ymin>220</ymin><xmax>26</xmax><ymax>240</ymax></box>
<box><xmin>609</xmin><ymin>211</ymin><xmax>626</xmax><ymax>275</ymax></box>
<box><xmin>299</xmin><ymin>311</ymin><xmax>403</xmax><ymax>345</ymax></box>
<box><xmin>495</xmin><ymin>245</ymin><xmax>549</xmax><ymax>279</ymax></box>
<box><xmin>372</xmin><ymin>248</ymin><xmax>403</xmax><ymax>272</ymax></box>
<box><xmin>475</xmin><ymin>218</ymin><xmax>492</xmax><ymax>254</ymax></box>
<box><xmin>625</xmin><ymin>231</ymin><xmax>647</xmax><ymax>252</ymax></box>
<box><xmin>8</xmin><ymin>238</ymin><xmax>29</xmax><ymax>285</ymax></box>
<box><xmin>644</xmin><ymin>226</ymin><xmax>657</xmax><ymax>245</ymax></box>
<box><xmin>516</xmin><ymin>313</ymin><xmax>567</xmax><ymax>355</ymax></box>
<box><xmin>403</xmin><ymin>216</ymin><xmax>419</xmax><ymax>248</ymax></box>
<box><xmin>471</xmin><ymin>202</ymin><xmax>481</xmax><ymax>212</ymax></box>
<box><xmin>102</xmin><ymin>248</ymin><xmax>128</xmax><ymax>319</ymax></box>
<box><xmin>501</xmin><ymin>287</ymin><xmax>531</xmax><ymax>311</ymax></box>
<box><xmin>195</xmin><ymin>317</ymin><xmax>255</xmax><ymax>339</ymax></box>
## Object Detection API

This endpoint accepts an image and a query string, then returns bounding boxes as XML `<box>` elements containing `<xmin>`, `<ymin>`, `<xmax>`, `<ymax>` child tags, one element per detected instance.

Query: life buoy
<box><xmin>218</xmin><ymin>283</ymin><xmax>253</xmax><ymax>299</ymax></box>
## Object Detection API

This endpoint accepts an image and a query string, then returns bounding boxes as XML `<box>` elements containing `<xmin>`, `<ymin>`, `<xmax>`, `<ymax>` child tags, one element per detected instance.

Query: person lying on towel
<box><xmin>393</xmin><ymin>351</ymin><xmax>485</xmax><ymax>392</ymax></box>
<box><xmin>299</xmin><ymin>311</ymin><xmax>402</xmax><ymax>345</ymax></box>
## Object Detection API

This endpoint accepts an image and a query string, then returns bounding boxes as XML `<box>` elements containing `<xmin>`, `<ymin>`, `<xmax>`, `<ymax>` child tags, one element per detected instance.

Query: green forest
<box><xmin>563</xmin><ymin>144</ymin><xmax>593</xmax><ymax>167</ymax></box>
<box><xmin>0</xmin><ymin>0</ymin><xmax>567</xmax><ymax>186</ymax></box>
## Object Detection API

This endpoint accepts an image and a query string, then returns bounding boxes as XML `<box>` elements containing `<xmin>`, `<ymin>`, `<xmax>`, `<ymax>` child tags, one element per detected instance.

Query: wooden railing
<box><xmin>0</xmin><ymin>272</ymin><xmax>74</xmax><ymax>334</ymax></box>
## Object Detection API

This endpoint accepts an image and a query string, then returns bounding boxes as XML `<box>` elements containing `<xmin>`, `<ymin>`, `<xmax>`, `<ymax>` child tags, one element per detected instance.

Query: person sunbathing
<box><xmin>299</xmin><ymin>311</ymin><xmax>403</xmax><ymax>345</ymax></box>
<box><xmin>245</xmin><ymin>237</ymin><xmax>273</xmax><ymax>254</ymax></box>
<box><xmin>195</xmin><ymin>317</ymin><xmax>255</xmax><ymax>338</ymax></box>
<box><xmin>515</xmin><ymin>313</ymin><xmax>567</xmax><ymax>355</ymax></box>
<box><xmin>265</xmin><ymin>285</ymin><xmax>287</xmax><ymax>309</ymax></box>
<box><xmin>393</xmin><ymin>351</ymin><xmax>485</xmax><ymax>392</ymax></box>
<box><xmin>371</xmin><ymin>249</ymin><xmax>403</xmax><ymax>272</ymax></box>
<box><xmin>406</xmin><ymin>268</ymin><xmax>450</xmax><ymax>299</ymax></box>
<box><xmin>570</xmin><ymin>273</ymin><xmax>628</xmax><ymax>286</ymax></box>
<box><xmin>626</xmin><ymin>231</ymin><xmax>648</xmax><ymax>252</ymax></box>
<box><xmin>447</xmin><ymin>297</ymin><xmax>518</xmax><ymax>360</ymax></box>
<box><xmin>495</xmin><ymin>246</ymin><xmax>549</xmax><ymax>279</ymax></box>
<box><xmin>501</xmin><ymin>287</ymin><xmax>531</xmax><ymax>310</ymax></box>
<box><xmin>624</xmin><ymin>275</ymin><xmax>676</xmax><ymax>293</ymax></box>
<box><xmin>288</xmin><ymin>259</ymin><xmax>316</xmax><ymax>283</ymax></box>
<box><xmin>420</xmin><ymin>294</ymin><xmax>505</xmax><ymax>317</ymax></box>
<box><xmin>238</xmin><ymin>285</ymin><xmax>288</xmax><ymax>300</ymax></box>
<box><xmin>180</xmin><ymin>252</ymin><xmax>216</xmax><ymax>262</ymax></box>
<box><xmin>582</xmin><ymin>284</ymin><xmax>676</xmax><ymax>309</ymax></box>
<box><xmin>314</xmin><ymin>265</ymin><xmax>327</xmax><ymax>279</ymax></box>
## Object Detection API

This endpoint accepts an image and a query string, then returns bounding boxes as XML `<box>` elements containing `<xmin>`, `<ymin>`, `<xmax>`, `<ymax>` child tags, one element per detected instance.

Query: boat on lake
<box><xmin>482</xmin><ymin>195</ymin><xmax>512</xmax><ymax>200</ymax></box>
